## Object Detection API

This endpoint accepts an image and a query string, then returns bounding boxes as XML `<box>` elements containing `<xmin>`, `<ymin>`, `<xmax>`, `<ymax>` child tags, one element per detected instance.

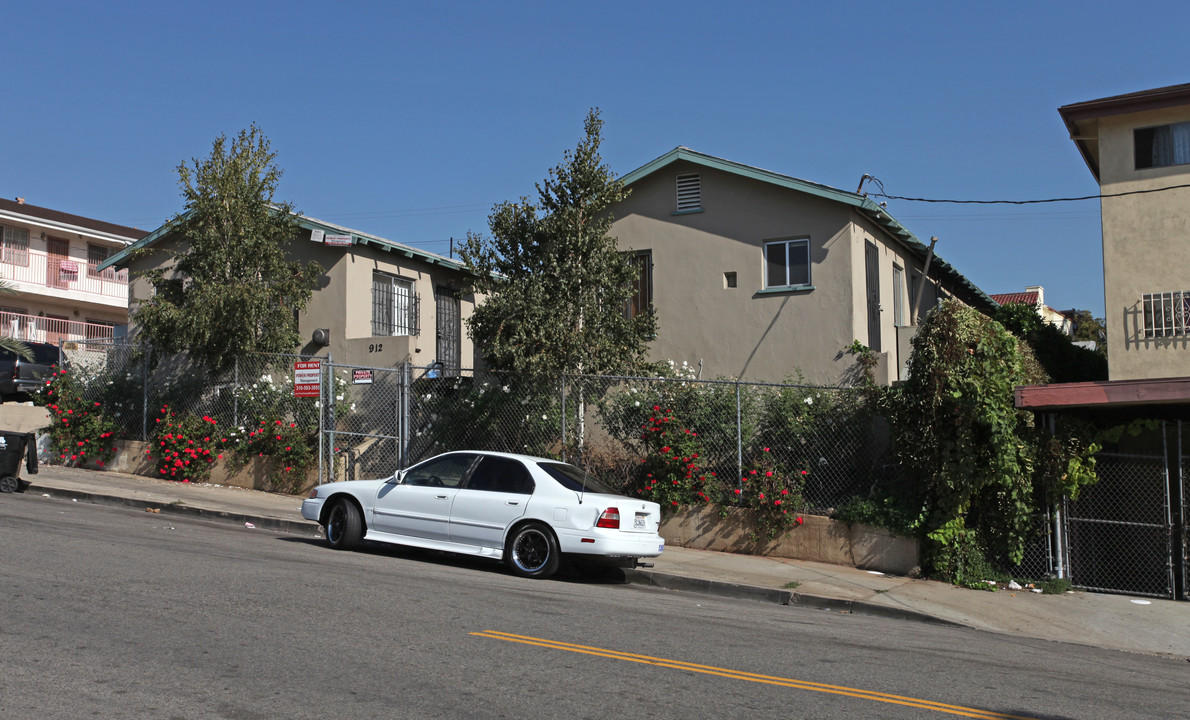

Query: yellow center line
<box><xmin>470</xmin><ymin>630</ymin><xmax>1036</xmax><ymax>720</ymax></box>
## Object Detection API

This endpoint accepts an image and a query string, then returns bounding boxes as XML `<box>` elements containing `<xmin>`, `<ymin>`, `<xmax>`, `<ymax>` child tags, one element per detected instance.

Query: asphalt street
<box><xmin>3</xmin><ymin>492</ymin><xmax>1187</xmax><ymax>720</ymax></box>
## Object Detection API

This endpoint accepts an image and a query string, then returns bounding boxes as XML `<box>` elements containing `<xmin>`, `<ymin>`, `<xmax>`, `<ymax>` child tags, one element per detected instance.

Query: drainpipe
<box><xmin>1049</xmin><ymin>413</ymin><xmax>1066</xmax><ymax>580</ymax></box>
<box><xmin>911</xmin><ymin>236</ymin><xmax>938</xmax><ymax>325</ymax></box>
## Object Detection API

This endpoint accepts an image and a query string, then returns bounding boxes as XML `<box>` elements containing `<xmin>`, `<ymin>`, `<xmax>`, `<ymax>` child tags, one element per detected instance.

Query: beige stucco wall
<box><xmin>612</xmin><ymin>161</ymin><xmax>938</xmax><ymax>385</ymax></box>
<box><xmin>1095</xmin><ymin>105</ymin><xmax>1190</xmax><ymax>380</ymax></box>
<box><xmin>123</xmin><ymin>229</ymin><xmax>478</xmax><ymax>372</ymax></box>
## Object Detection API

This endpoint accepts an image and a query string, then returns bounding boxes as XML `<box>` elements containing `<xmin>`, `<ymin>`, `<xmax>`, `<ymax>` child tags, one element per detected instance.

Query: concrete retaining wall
<box><xmin>89</xmin><ymin>439</ymin><xmax>318</xmax><ymax>493</ymax></box>
<box><xmin>659</xmin><ymin>504</ymin><xmax>919</xmax><ymax>576</ymax></box>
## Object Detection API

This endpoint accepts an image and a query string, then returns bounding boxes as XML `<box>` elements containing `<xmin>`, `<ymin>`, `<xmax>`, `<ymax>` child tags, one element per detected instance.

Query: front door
<box><xmin>46</xmin><ymin>237</ymin><xmax>71</xmax><ymax>290</ymax></box>
<box><xmin>435</xmin><ymin>286</ymin><xmax>461</xmax><ymax>376</ymax></box>
<box><xmin>371</xmin><ymin>453</ymin><xmax>478</xmax><ymax>541</ymax></box>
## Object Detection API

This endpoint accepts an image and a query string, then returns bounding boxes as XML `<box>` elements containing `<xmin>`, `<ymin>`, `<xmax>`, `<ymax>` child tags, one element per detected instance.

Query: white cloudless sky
<box><xmin>7</xmin><ymin>1</ymin><xmax>1190</xmax><ymax>318</ymax></box>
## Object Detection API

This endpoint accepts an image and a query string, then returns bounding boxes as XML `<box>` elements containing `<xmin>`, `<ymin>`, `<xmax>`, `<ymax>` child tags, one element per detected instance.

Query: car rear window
<box><xmin>538</xmin><ymin>462</ymin><xmax>621</xmax><ymax>495</ymax></box>
<box><xmin>29</xmin><ymin>345</ymin><xmax>62</xmax><ymax>364</ymax></box>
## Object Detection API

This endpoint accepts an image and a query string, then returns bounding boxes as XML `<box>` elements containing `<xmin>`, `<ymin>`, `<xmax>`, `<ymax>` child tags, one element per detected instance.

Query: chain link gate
<box><xmin>1066</xmin><ymin>444</ymin><xmax>1175</xmax><ymax>598</ymax></box>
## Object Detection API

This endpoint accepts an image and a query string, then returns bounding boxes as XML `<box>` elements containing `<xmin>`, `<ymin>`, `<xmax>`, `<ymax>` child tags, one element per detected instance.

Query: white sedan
<box><xmin>301</xmin><ymin>450</ymin><xmax>665</xmax><ymax>579</ymax></box>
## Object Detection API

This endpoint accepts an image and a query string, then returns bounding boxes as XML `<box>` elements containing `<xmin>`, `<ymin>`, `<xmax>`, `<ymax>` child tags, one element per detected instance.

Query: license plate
<box><xmin>634</xmin><ymin>513</ymin><xmax>646</xmax><ymax>529</ymax></box>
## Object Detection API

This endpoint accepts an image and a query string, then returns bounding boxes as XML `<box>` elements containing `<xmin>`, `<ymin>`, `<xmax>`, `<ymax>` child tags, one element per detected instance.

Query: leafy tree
<box><xmin>887</xmin><ymin>301</ymin><xmax>1098</xmax><ymax>583</ymax></box>
<box><xmin>993</xmin><ymin>302</ymin><xmax>1106</xmax><ymax>383</ymax></box>
<box><xmin>459</xmin><ymin>109</ymin><xmax>657</xmax><ymax>380</ymax></box>
<box><xmin>131</xmin><ymin>125</ymin><xmax>322</xmax><ymax>371</ymax></box>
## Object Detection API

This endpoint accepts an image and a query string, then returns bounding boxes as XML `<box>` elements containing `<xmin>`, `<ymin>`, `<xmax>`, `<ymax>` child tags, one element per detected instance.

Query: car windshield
<box><xmin>538</xmin><ymin>462</ymin><xmax>621</xmax><ymax>496</ymax></box>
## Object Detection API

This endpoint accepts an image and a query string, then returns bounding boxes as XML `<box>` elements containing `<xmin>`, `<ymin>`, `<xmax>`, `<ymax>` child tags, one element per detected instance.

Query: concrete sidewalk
<box><xmin>12</xmin><ymin>465</ymin><xmax>1190</xmax><ymax>661</ymax></box>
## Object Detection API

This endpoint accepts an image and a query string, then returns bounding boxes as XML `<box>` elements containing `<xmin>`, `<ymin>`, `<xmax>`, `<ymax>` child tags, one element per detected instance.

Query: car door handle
<box><xmin>505</xmin><ymin>501</ymin><xmax>520</xmax><ymax>506</ymax></box>
<box><xmin>436</xmin><ymin>494</ymin><xmax>448</xmax><ymax>499</ymax></box>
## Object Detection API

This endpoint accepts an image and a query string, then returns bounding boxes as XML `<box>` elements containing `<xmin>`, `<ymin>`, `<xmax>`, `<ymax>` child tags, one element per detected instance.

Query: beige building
<box><xmin>1061</xmin><ymin>84</ymin><xmax>1190</xmax><ymax>381</ymax></box>
<box><xmin>611</xmin><ymin>148</ymin><xmax>996</xmax><ymax>385</ymax></box>
<box><xmin>104</xmin><ymin>213</ymin><xmax>479</xmax><ymax>372</ymax></box>
<box><xmin>0</xmin><ymin>197</ymin><xmax>144</xmax><ymax>349</ymax></box>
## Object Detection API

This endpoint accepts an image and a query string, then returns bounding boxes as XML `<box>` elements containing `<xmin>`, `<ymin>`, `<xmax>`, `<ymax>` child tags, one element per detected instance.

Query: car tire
<box><xmin>505</xmin><ymin>523</ymin><xmax>560</xmax><ymax>579</ymax></box>
<box><xmin>325</xmin><ymin>499</ymin><xmax>362</xmax><ymax>550</ymax></box>
<box><xmin>0</xmin><ymin>476</ymin><xmax>17</xmax><ymax>493</ymax></box>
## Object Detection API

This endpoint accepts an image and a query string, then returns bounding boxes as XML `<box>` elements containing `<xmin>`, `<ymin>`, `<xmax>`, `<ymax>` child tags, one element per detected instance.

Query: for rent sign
<box><xmin>294</xmin><ymin>361</ymin><xmax>322</xmax><ymax>398</ymax></box>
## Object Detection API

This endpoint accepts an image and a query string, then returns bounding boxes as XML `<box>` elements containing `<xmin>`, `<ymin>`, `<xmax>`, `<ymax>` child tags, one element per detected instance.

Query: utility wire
<box><xmin>857</xmin><ymin>175</ymin><xmax>1190</xmax><ymax>205</ymax></box>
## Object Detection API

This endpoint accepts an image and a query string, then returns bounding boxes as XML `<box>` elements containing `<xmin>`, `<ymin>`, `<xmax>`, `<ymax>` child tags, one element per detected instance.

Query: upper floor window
<box><xmin>372</xmin><ymin>272</ymin><xmax>419</xmax><ymax>337</ymax></box>
<box><xmin>1</xmin><ymin>225</ymin><xmax>29</xmax><ymax>267</ymax></box>
<box><xmin>1135</xmin><ymin>121</ymin><xmax>1190</xmax><ymax>169</ymax></box>
<box><xmin>1142</xmin><ymin>291</ymin><xmax>1190</xmax><ymax>338</ymax></box>
<box><xmin>87</xmin><ymin>243</ymin><xmax>115</xmax><ymax>279</ymax></box>
<box><xmin>764</xmin><ymin>238</ymin><xmax>810</xmax><ymax>289</ymax></box>
<box><xmin>624</xmin><ymin>251</ymin><xmax>652</xmax><ymax>320</ymax></box>
<box><xmin>676</xmin><ymin>173</ymin><xmax>701</xmax><ymax>212</ymax></box>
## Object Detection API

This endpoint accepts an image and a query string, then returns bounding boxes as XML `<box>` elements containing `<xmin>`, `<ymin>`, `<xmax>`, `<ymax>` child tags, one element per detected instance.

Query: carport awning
<box><xmin>1016</xmin><ymin>376</ymin><xmax>1190</xmax><ymax>412</ymax></box>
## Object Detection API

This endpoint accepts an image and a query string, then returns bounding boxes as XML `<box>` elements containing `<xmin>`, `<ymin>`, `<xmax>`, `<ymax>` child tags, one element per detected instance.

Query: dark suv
<box><xmin>0</xmin><ymin>342</ymin><xmax>65</xmax><ymax>399</ymax></box>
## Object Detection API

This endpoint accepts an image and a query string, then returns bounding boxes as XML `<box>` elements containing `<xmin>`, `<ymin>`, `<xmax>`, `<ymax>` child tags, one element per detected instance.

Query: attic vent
<box><xmin>676</xmin><ymin>173</ymin><xmax>701</xmax><ymax>212</ymax></box>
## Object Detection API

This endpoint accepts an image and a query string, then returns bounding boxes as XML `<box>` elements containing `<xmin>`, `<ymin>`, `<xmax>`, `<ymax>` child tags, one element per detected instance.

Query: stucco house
<box><xmin>0</xmin><ymin>197</ymin><xmax>145</xmax><ymax>349</ymax></box>
<box><xmin>102</xmin><ymin>212</ymin><xmax>479</xmax><ymax>373</ymax></box>
<box><xmin>610</xmin><ymin>147</ymin><xmax>997</xmax><ymax>385</ymax></box>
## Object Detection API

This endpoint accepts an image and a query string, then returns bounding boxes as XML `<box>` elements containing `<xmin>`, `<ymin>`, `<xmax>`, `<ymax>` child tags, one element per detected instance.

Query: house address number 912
<box><xmin>368</xmin><ymin>343</ymin><xmax>383</xmax><ymax>353</ymax></box>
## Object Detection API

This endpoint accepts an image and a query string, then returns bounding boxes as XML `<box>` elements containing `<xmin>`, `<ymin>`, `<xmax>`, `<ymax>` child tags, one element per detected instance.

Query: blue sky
<box><xmin>6</xmin><ymin>1</ymin><xmax>1189</xmax><ymax>318</ymax></box>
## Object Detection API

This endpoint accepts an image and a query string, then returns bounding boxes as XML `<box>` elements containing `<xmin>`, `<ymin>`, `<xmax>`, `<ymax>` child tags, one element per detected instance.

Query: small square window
<box><xmin>724</xmin><ymin>272</ymin><xmax>737</xmax><ymax>289</ymax></box>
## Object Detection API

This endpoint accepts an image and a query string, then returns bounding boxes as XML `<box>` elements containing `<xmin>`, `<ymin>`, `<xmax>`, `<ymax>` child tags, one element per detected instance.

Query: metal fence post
<box><xmin>141</xmin><ymin>345</ymin><xmax>151</xmax><ymax>441</ymax></box>
<box><xmin>326</xmin><ymin>353</ymin><xmax>335</xmax><ymax>483</ymax></box>
<box><xmin>400</xmin><ymin>361</ymin><xmax>410</xmax><ymax>470</ymax></box>
<box><xmin>560</xmin><ymin>376</ymin><xmax>567</xmax><ymax>461</ymax></box>
<box><xmin>233</xmin><ymin>356</ymin><xmax>239</xmax><ymax>427</ymax></box>
<box><xmin>735</xmin><ymin>381</ymin><xmax>743</xmax><ymax>493</ymax></box>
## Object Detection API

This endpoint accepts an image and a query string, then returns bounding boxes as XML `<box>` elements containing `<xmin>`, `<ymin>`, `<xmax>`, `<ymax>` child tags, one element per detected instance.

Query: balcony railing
<box><xmin>0</xmin><ymin>247</ymin><xmax>129</xmax><ymax>300</ymax></box>
<box><xmin>0</xmin><ymin>310</ymin><xmax>119</xmax><ymax>349</ymax></box>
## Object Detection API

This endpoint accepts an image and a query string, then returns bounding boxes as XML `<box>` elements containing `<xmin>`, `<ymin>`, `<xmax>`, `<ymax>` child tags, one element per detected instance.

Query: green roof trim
<box><xmin>98</xmin><ymin>208</ymin><xmax>470</xmax><ymax>275</ymax></box>
<box><xmin>619</xmin><ymin>147</ymin><xmax>997</xmax><ymax>313</ymax></box>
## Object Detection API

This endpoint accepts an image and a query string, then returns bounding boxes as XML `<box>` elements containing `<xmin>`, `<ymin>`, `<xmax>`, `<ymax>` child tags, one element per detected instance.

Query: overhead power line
<box><xmin>856</xmin><ymin>175</ymin><xmax>1190</xmax><ymax>205</ymax></box>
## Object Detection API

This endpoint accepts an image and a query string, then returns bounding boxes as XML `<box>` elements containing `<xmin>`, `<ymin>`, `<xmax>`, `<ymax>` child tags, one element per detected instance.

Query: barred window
<box><xmin>87</xmin><ymin>243</ymin><xmax>115</xmax><ymax>279</ymax></box>
<box><xmin>1142</xmin><ymin>291</ymin><xmax>1190</xmax><ymax>338</ymax></box>
<box><xmin>372</xmin><ymin>272</ymin><xmax>419</xmax><ymax>336</ymax></box>
<box><xmin>1</xmin><ymin>225</ymin><xmax>29</xmax><ymax>267</ymax></box>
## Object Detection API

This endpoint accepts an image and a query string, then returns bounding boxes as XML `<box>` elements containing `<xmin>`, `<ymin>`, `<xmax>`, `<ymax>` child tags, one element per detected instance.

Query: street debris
<box><xmin>145</xmin><ymin>507</ymin><xmax>161</xmax><ymax>513</ymax></box>
<box><xmin>244</xmin><ymin>522</ymin><xmax>256</xmax><ymax>529</ymax></box>
<box><xmin>1131</xmin><ymin>599</ymin><xmax>1152</xmax><ymax>605</ymax></box>
<box><xmin>1007</xmin><ymin>580</ymin><xmax>1023</xmax><ymax>590</ymax></box>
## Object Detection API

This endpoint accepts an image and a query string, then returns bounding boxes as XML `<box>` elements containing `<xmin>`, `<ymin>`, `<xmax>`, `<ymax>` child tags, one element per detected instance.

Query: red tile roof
<box><xmin>990</xmin><ymin>291</ymin><xmax>1039</xmax><ymax>306</ymax></box>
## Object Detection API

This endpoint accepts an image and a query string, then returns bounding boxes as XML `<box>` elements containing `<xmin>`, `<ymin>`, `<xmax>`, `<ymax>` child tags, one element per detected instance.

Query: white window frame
<box><xmin>763</xmin><ymin>238</ymin><xmax>810</xmax><ymax>289</ymax></box>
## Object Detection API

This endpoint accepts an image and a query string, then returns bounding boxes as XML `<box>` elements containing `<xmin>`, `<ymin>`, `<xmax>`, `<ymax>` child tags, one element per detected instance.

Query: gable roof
<box><xmin>99</xmin><ymin>208</ymin><xmax>470</xmax><ymax>273</ymax></box>
<box><xmin>619</xmin><ymin>147</ymin><xmax>997</xmax><ymax>313</ymax></box>
<box><xmin>0</xmin><ymin>197</ymin><xmax>149</xmax><ymax>243</ymax></box>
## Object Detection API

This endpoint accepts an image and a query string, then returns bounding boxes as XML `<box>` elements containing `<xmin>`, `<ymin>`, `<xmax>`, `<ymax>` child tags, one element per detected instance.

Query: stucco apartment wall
<box><xmin>1096</xmin><ymin>105</ymin><xmax>1190</xmax><ymax>380</ymax></box>
<box><xmin>612</xmin><ymin>161</ymin><xmax>861</xmax><ymax>384</ymax></box>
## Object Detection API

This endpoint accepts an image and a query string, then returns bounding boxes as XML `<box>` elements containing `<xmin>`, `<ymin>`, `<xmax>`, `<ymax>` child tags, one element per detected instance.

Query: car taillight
<box><xmin>596</xmin><ymin>507</ymin><xmax>620</xmax><ymax>529</ymax></box>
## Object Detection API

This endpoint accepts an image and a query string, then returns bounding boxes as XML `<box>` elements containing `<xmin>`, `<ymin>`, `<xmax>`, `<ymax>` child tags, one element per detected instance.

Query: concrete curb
<box><xmin>625</xmin><ymin>568</ymin><xmax>964</xmax><ymax>627</ymax></box>
<box><xmin>29</xmin><ymin>486</ymin><xmax>324</xmax><ymax>538</ymax></box>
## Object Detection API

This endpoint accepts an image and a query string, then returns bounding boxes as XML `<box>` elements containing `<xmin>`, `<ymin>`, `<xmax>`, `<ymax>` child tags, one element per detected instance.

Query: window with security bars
<box><xmin>1142</xmin><ymin>291</ymin><xmax>1190</xmax><ymax>338</ymax></box>
<box><xmin>87</xmin><ymin>243</ymin><xmax>115</xmax><ymax>279</ymax></box>
<box><xmin>676</xmin><ymin>173</ymin><xmax>701</xmax><ymax>212</ymax></box>
<box><xmin>1</xmin><ymin>225</ymin><xmax>29</xmax><ymax>267</ymax></box>
<box><xmin>372</xmin><ymin>272</ymin><xmax>419</xmax><ymax>336</ymax></box>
